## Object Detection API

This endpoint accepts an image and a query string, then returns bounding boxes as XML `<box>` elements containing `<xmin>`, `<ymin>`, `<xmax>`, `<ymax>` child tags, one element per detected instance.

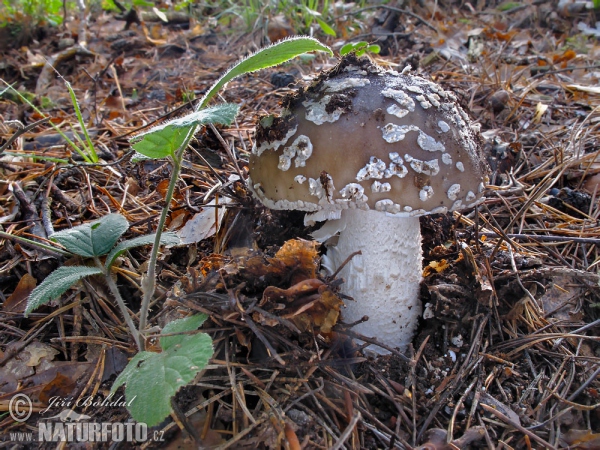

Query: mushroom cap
<box><xmin>249</xmin><ymin>56</ymin><xmax>489</xmax><ymax>220</ymax></box>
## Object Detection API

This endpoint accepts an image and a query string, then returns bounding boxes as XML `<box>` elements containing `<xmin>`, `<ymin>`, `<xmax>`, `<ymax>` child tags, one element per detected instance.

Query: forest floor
<box><xmin>0</xmin><ymin>1</ymin><xmax>600</xmax><ymax>449</ymax></box>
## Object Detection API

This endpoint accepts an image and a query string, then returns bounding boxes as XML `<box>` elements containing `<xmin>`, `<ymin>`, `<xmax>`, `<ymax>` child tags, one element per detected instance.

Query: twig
<box><xmin>460</xmin><ymin>231</ymin><xmax>600</xmax><ymax>246</ymax></box>
<box><xmin>0</xmin><ymin>118</ymin><xmax>50</xmax><ymax>154</ymax></box>
<box><xmin>567</xmin><ymin>365</ymin><xmax>600</xmax><ymax>402</ymax></box>
<box><xmin>480</xmin><ymin>403</ymin><xmax>558</xmax><ymax>450</ymax></box>
<box><xmin>242</xmin><ymin>313</ymin><xmax>286</xmax><ymax>365</ymax></box>
<box><xmin>337</xmin><ymin>328</ymin><xmax>411</xmax><ymax>363</ymax></box>
<box><xmin>335</xmin><ymin>5</ymin><xmax>437</xmax><ymax>31</ymax></box>
<box><xmin>209</xmin><ymin>123</ymin><xmax>244</xmax><ymax>180</ymax></box>
<box><xmin>330</xmin><ymin>411</ymin><xmax>361</xmax><ymax>450</ymax></box>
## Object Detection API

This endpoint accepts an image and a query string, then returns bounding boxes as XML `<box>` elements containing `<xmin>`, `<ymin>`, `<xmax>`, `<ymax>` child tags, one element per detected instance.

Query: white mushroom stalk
<box><xmin>248</xmin><ymin>55</ymin><xmax>488</xmax><ymax>353</ymax></box>
<box><xmin>319</xmin><ymin>210</ymin><xmax>422</xmax><ymax>351</ymax></box>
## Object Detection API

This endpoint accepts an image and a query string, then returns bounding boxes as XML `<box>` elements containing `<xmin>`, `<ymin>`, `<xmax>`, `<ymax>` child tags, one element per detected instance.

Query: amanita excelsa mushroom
<box><xmin>248</xmin><ymin>55</ymin><xmax>488</xmax><ymax>353</ymax></box>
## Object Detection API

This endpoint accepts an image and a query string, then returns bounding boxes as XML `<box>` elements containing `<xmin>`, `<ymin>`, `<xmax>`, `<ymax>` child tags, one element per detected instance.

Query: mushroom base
<box><xmin>324</xmin><ymin>209</ymin><xmax>423</xmax><ymax>354</ymax></box>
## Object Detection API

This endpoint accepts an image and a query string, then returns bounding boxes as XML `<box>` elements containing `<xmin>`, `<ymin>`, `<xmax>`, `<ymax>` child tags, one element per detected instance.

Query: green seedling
<box><xmin>0</xmin><ymin>0</ymin><xmax>73</xmax><ymax>27</ymax></box>
<box><xmin>0</xmin><ymin>81</ymin><xmax>99</xmax><ymax>163</ymax></box>
<box><xmin>116</xmin><ymin>36</ymin><xmax>332</xmax><ymax>425</ymax></box>
<box><xmin>340</xmin><ymin>41</ymin><xmax>381</xmax><ymax>57</ymax></box>
<box><xmin>131</xmin><ymin>36</ymin><xmax>333</xmax><ymax>347</ymax></box>
<box><xmin>25</xmin><ymin>213</ymin><xmax>180</xmax><ymax>350</ymax></box>
<box><xmin>301</xmin><ymin>3</ymin><xmax>336</xmax><ymax>37</ymax></box>
<box><xmin>110</xmin><ymin>314</ymin><xmax>213</xmax><ymax>427</ymax></box>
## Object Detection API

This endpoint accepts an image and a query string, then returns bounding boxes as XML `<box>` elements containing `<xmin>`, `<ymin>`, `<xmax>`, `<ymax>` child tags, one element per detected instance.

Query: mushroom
<box><xmin>248</xmin><ymin>55</ymin><xmax>488</xmax><ymax>353</ymax></box>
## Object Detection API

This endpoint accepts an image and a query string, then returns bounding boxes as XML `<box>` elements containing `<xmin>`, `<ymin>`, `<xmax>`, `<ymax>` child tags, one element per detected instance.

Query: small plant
<box><xmin>25</xmin><ymin>213</ymin><xmax>180</xmax><ymax>349</ymax></box>
<box><xmin>0</xmin><ymin>0</ymin><xmax>75</xmax><ymax>27</ymax></box>
<box><xmin>110</xmin><ymin>314</ymin><xmax>213</xmax><ymax>426</ymax></box>
<box><xmin>118</xmin><ymin>36</ymin><xmax>331</xmax><ymax>425</ymax></box>
<box><xmin>23</xmin><ymin>36</ymin><xmax>332</xmax><ymax>427</ymax></box>
<box><xmin>339</xmin><ymin>41</ymin><xmax>381</xmax><ymax>57</ymax></box>
<box><xmin>1</xmin><ymin>80</ymin><xmax>100</xmax><ymax>163</ymax></box>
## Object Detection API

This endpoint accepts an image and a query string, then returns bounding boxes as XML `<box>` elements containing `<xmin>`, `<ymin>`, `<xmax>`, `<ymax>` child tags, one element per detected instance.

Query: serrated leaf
<box><xmin>110</xmin><ymin>315</ymin><xmax>213</xmax><ymax>427</ymax></box>
<box><xmin>131</xmin><ymin>151</ymin><xmax>151</xmax><ymax>163</ymax></box>
<box><xmin>25</xmin><ymin>266</ymin><xmax>103</xmax><ymax>317</ymax></box>
<box><xmin>131</xmin><ymin>104</ymin><xmax>240</xmax><ymax>159</ymax></box>
<box><xmin>131</xmin><ymin>124</ymin><xmax>190</xmax><ymax>159</ymax></box>
<box><xmin>105</xmin><ymin>231</ymin><xmax>180</xmax><ymax>270</ymax></box>
<box><xmin>110</xmin><ymin>351</ymin><xmax>153</xmax><ymax>394</ymax></box>
<box><xmin>315</xmin><ymin>17</ymin><xmax>336</xmax><ymax>37</ymax></box>
<box><xmin>199</xmin><ymin>37</ymin><xmax>333</xmax><ymax>109</ymax></box>
<box><xmin>51</xmin><ymin>214</ymin><xmax>129</xmax><ymax>258</ymax></box>
<box><xmin>160</xmin><ymin>314</ymin><xmax>208</xmax><ymax>350</ymax></box>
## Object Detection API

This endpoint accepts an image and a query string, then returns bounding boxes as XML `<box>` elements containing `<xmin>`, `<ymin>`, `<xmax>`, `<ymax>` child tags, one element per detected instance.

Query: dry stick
<box><xmin>208</xmin><ymin>123</ymin><xmax>243</xmax><ymax>179</ymax></box>
<box><xmin>0</xmin><ymin>117</ymin><xmax>50</xmax><ymax>154</ymax></box>
<box><xmin>336</xmin><ymin>4</ymin><xmax>437</xmax><ymax>31</ymax></box>
<box><xmin>447</xmin><ymin>378</ymin><xmax>478</xmax><ymax>444</ymax></box>
<box><xmin>337</xmin><ymin>328</ymin><xmax>411</xmax><ymax>364</ymax></box>
<box><xmin>567</xmin><ymin>365</ymin><xmax>600</xmax><ymax>402</ymax></box>
<box><xmin>416</xmin><ymin>316</ymin><xmax>488</xmax><ymax>443</ymax></box>
<box><xmin>480</xmin><ymin>403</ymin><xmax>558</xmax><ymax>450</ymax></box>
<box><xmin>330</xmin><ymin>411</ymin><xmax>362</xmax><ymax>450</ymax></box>
<box><xmin>247</xmin><ymin>305</ymin><xmax>303</xmax><ymax>334</ymax></box>
<box><xmin>330</xmin><ymin>250</ymin><xmax>362</xmax><ymax>280</ymax></box>
<box><xmin>490</xmin><ymin>177</ymin><xmax>557</xmax><ymax>260</ymax></box>
<box><xmin>412</xmin><ymin>336</ymin><xmax>429</xmax><ymax>445</ymax></box>
<box><xmin>242</xmin><ymin>313</ymin><xmax>286</xmax><ymax>366</ymax></box>
<box><xmin>462</xmin><ymin>231</ymin><xmax>600</xmax><ymax>246</ymax></box>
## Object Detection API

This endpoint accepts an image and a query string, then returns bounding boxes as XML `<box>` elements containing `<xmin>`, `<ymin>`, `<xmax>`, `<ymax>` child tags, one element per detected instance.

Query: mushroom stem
<box><xmin>325</xmin><ymin>209</ymin><xmax>422</xmax><ymax>353</ymax></box>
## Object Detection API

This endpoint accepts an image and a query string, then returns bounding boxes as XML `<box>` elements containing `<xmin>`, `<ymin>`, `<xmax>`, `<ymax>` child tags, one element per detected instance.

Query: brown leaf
<box><xmin>3</xmin><ymin>273</ymin><xmax>36</xmax><ymax>313</ymax></box>
<box><xmin>272</xmin><ymin>239</ymin><xmax>319</xmax><ymax>283</ymax></box>
<box><xmin>561</xmin><ymin>430</ymin><xmax>600</xmax><ymax>449</ymax></box>
<box><xmin>38</xmin><ymin>372</ymin><xmax>78</xmax><ymax>404</ymax></box>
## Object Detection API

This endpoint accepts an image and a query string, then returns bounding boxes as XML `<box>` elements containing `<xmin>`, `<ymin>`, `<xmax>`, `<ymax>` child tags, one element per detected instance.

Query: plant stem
<box><xmin>96</xmin><ymin>257</ymin><xmax>142</xmax><ymax>350</ymax></box>
<box><xmin>138</xmin><ymin>153</ymin><xmax>184</xmax><ymax>349</ymax></box>
<box><xmin>0</xmin><ymin>230</ymin><xmax>72</xmax><ymax>257</ymax></box>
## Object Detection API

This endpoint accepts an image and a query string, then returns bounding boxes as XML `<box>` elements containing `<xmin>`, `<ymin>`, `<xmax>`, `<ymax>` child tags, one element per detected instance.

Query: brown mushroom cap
<box><xmin>249</xmin><ymin>56</ymin><xmax>488</xmax><ymax>219</ymax></box>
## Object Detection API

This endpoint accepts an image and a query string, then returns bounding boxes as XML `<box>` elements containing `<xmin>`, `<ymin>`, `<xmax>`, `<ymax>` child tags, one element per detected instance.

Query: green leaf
<box><xmin>110</xmin><ymin>351</ymin><xmax>153</xmax><ymax>397</ymax></box>
<box><xmin>50</xmin><ymin>214</ymin><xmax>129</xmax><ymax>258</ymax></box>
<box><xmin>132</xmin><ymin>125</ymin><xmax>190</xmax><ymax>159</ymax></box>
<box><xmin>497</xmin><ymin>1</ymin><xmax>521</xmax><ymax>11</ymax></box>
<box><xmin>105</xmin><ymin>231</ymin><xmax>180</xmax><ymax>270</ymax></box>
<box><xmin>339</xmin><ymin>43</ymin><xmax>352</xmax><ymax>56</ymax></box>
<box><xmin>340</xmin><ymin>41</ymin><xmax>368</xmax><ymax>56</ymax></box>
<box><xmin>25</xmin><ymin>266</ymin><xmax>103</xmax><ymax>316</ymax></box>
<box><xmin>315</xmin><ymin>17</ymin><xmax>336</xmax><ymax>37</ymax></box>
<box><xmin>130</xmin><ymin>152</ymin><xmax>151</xmax><ymax>163</ymax></box>
<box><xmin>199</xmin><ymin>37</ymin><xmax>333</xmax><ymax>109</ymax></box>
<box><xmin>160</xmin><ymin>314</ymin><xmax>208</xmax><ymax>350</ymax></box>
<box><xmin>131</xmin><ymin>104</ymin><xmax>240</xmax><ymax>159</ymax></box>
<box><xmin>65</xmin><ymin>80</ymin><xmax>98</xmax><ymax>163</ymax></box>
<box><xmin>367</xmin><ymin>44</ymin><xmax>381</xmax><ymax>54</ymax></box>
<box><xmin>111</xmin><ymin>315</ymin><xmax>213</xmax><ymax>427</ymax></box>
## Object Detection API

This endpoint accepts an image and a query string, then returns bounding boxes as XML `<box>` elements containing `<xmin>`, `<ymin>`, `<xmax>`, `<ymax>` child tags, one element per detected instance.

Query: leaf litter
<box><xmin>1</xmin><ymin>1</ymin><xmax>600</xmax><ymax>448</ymax></box>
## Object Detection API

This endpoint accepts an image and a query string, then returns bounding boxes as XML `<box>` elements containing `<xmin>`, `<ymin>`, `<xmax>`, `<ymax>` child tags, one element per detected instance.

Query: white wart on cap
<box><xmin>248</xmin><ymin>55</ymin><xmax>489</xmax><ymax>353</ymax></box>
<box><xmin>248</xmin><ymin>55</ymin><xmax>488</xmax><ymax>223</ymax></box>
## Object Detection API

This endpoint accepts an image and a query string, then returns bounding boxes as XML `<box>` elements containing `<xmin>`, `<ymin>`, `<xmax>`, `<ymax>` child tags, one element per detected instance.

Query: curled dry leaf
<box><xmin>2</xmin><ymin>273</ymin><xmax>36</xmax><ymax>313</ymax></box>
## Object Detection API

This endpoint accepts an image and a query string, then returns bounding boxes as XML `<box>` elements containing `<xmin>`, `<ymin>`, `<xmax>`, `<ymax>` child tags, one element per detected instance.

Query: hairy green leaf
<box><xmin>199</xmin><ymin>37</ymin><xmax>333</xmax><ymax>109</ymax></box>
<box><xmin>25</xmin><ymin>266</ymin><xmax>103</xmax><ymax>317</ymax></box>
<box><xmin>50</xmin><ymin>214</ymin><xmax>129</xmax><ymax>258</ymax></box>
<box><xmin>131</xmin><ymin>104</ymin><xmax>240</xmax><ymax>159</ymax></box>
<box><xmin>111</xmin><ymin>315</ymin><xmax>213</xmax><ymax>427</ymax></box>
<box><xmin>160</xmin><ymin>314</ymin><xmax>209</xmax><ymax>350</ymax></box>
<box><xmin>105</xmin><ymin>231</ymin><xmax>180</xmax><ymax>270</ymax></box>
